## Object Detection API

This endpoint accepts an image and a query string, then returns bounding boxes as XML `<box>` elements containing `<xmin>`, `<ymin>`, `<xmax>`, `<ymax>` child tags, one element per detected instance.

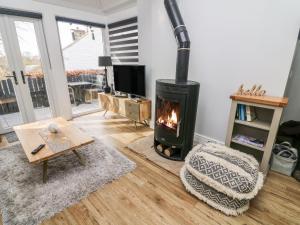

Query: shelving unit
<box><xmin>225</xmin><ymin>94</ymin><xmax>288</xmax><ymax>175</ymax></box>
<box><xmin>231</xmin><ymin>139</ymin><xmax>264</xmax><ymax>152</ymax></box>
<box><xmin>234</xmin><ymin>119</ymin><xmax>271</xmax><ymax>131</ymax></box>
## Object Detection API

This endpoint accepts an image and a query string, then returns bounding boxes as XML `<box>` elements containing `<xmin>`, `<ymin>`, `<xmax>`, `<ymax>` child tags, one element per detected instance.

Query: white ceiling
<box><xmin>34</xmin><ymin>0</ymin><xmax>137</xmax><ymax>15</ymax></box>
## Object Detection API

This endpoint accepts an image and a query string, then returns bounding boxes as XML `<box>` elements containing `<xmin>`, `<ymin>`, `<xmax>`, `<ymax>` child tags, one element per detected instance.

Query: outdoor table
<box><xmin>68</xmin><ymin>82</ymin><xmax>93</xmax><ymax>105</ymax></box>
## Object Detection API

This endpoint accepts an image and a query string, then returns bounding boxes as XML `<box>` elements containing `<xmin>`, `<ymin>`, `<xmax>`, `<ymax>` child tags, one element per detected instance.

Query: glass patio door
<box><xmin>0</xmin><ymin>15</ymin><xmax>53</xmax><ymax>133</ymax></box>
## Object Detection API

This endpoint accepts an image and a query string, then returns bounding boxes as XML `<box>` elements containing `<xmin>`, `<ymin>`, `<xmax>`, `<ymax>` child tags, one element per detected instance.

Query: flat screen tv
<box><xmin>113</xmin><ymin>65</ymin><xmax>145</xmax><ymax>97</ymax></box>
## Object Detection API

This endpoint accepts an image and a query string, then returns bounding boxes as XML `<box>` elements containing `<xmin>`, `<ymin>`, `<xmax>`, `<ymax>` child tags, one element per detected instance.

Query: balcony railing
<box><xmin>0</xmin><ymin>69</ymin><xmax>104</xmax><ymax>115</ymax></box>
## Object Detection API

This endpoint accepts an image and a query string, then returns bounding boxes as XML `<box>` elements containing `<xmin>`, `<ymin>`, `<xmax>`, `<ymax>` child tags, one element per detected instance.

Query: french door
<box><xmin>0</xmin><ymin>15</ymin><xmax>53</xmax><ymax>133</ymax></box>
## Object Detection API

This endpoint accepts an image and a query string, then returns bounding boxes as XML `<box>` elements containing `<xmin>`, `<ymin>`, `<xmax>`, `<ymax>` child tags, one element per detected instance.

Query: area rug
<box><xmin>127</xmin><ymin>134</ymin><xmax>183</xmax><ymax>176</ymax></box>
<box><xmin>0</xmin><ymin>138</ymin><xmax>136</xmax><ymax>225</ymax></box>
<box><xmin>4</xmin><ymin>132</ymin><xmax>18</xmax><ymax>143</ymax></box>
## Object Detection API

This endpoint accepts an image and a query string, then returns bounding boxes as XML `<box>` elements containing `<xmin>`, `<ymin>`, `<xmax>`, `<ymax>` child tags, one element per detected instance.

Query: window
<box><xmin>108</xmin><ymin>17</ymin><xmax>139</xmax><ymax>65</ymax></box>
<box><xmin>56</xmin><ymin>17</ymin><xmax>106</xmax><ymax>115</ymax></box>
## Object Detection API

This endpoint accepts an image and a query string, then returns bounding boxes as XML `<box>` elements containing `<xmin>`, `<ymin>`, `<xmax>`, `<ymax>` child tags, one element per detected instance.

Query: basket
<box><xmin>271</xmin><ymin>142</ymin><xmax>298</xmax><ymax>176</ymax></box>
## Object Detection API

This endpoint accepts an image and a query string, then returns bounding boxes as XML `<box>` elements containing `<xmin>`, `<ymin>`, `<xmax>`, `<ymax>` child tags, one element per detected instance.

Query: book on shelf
<box><xmin>236</xmin><ymin>104</ymin><xmax>256</xmax><ymax>122</ymax></box>
<box><xmin>236</xmin><ymin>104</ymin><xmax>244</xmax><ymax>120</ymax></box>
<box><xmin>246</xmin><ymin>105</ymin><xmax>256</xmax><ymax>122</ymax></box>
<box><xmin>239</xmin><ymin>104</ymin><xmax>243</xmax><ymax>120</ymax></box>
<box><xmin>232</xmin><ymin>134</ymin><xmax>264</xmax><ymax>149</ymax></box>
<box><xmin>242</xmin><ymin>105</ymin><xmax>246</xmax><ymax>121</ymax></box>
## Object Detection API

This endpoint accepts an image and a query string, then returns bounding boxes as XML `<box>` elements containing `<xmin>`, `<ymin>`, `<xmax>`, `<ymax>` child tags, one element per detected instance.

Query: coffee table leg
<box><xmin>73</xmin><ymin>150</ymin><xmax>85</xmax><ymax>166</ymax></box>
<box><xmin>103</xmin><ymin>110</ymin><xmax>108</xmax><ymax>117</ymax></box>
<box><xmin>43</xmin><ymin>160</ymin><xmax>48</xmax><ymax>183</ymax></box>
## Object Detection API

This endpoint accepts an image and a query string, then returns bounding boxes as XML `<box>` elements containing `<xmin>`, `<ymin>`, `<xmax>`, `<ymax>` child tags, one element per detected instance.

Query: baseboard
<box><xmin>194</xmin><ymin>133</ymin><xmax>224</xmax><ymax>145</ymax></box>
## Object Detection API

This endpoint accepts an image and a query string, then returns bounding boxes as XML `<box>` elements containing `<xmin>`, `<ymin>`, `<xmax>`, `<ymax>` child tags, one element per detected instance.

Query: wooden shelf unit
<box><xmin>226</xmin><ymin>94</ymin><xmax>288</xmax><ymax>175</ymax></box>
<box><xmin>231</xmin><ymin>139</ymin><xmax>264</xmax><ymax>152</ymax></box>
<box><xmin>234</xmin><ymin>119</ymin><xmax>271</xmax><ymax>131</ymax></box>
<box><xmin>98</xmin><ymin>93</ymin><xmax>151</xmax><ymax>127</ymax></box>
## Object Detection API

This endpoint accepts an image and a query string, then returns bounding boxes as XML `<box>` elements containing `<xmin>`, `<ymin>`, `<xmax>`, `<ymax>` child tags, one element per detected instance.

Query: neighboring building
<box><xmin>62</xmin><ymin>28</ymin><xmax>104</xmax><ymax>71</ymax></box>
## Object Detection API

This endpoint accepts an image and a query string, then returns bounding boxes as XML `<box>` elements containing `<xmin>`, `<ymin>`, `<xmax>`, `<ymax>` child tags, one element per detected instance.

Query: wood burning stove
<box><xmin>154</xmin><ymin>0</ymin><xmax>200</xmax><ymax>160</ymax></box>
<box><xmin>154</xmin><ymin>80</ymin><xmax>199</xmax><ymax>160</ymax></box>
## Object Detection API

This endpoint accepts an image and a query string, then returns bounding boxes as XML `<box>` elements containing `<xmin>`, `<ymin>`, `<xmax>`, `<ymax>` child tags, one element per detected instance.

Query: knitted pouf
<box><xmin>180</xmin><ymin>142</ymin><xmax>264</xmax><ymax>216</ymax></box>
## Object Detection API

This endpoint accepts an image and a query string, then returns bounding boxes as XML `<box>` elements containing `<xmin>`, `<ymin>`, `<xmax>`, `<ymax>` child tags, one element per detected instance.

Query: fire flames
<box><xmin>157</xmin><ymin>109</ymin><xmax>178</xmax><ymax>130</ymax></box>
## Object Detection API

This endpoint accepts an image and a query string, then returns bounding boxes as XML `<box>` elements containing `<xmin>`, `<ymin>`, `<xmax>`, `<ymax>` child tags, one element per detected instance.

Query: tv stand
<box><xmin>114</xmin><ymin>91</ymin><xmax>128</xmax><ymax>98</ymax></box>
<box><xmin>114</xmin><ymin>94</ymin><xmax>128</xmax><ymax>98</ymax></box>
<box><xmin>98</xmin><ymin>93</ymin><xmax>151</xmax><ymax>128</ymax></box>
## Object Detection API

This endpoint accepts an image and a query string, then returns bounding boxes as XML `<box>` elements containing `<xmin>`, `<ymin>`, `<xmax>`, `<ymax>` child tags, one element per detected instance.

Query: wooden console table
<box><xmin>225</xmin><ymin>94</ymin><xmax>288</xmax><ymax>175</ymax></box>
<box><xmin>98</xmin><ymin>93</ymin><xmax>151</xmax><ymax>127</ymax></box>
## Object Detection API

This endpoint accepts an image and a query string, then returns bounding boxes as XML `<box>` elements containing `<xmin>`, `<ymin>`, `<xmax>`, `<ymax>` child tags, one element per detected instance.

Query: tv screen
<box><xmin>113</xmin><ymin>65</ymin><xmax>145</xmax><ymax>97</ymax></box>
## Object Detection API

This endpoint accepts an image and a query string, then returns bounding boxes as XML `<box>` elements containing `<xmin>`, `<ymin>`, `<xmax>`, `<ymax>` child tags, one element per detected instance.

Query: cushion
<box><xmin>185</xmin><ymin>142</ymin><xmax>264</xmax><ymax>200</ymax></box>
<box><xmin>180</xmin><ymin>166</ymin><xmax>249</xmax><ymax>216</ymax></box>
<box><xmin>180</xmin><ymin>142</ymin><xmax>264</xmax><ymax>216</ymax></box>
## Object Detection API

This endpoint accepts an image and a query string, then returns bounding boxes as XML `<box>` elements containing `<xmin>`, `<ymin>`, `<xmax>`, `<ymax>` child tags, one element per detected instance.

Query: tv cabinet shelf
<box><xmin>98</xmin><ymin>93</ymin><xmax>151</xmax><ymax>128</ymax></box>
<box><xmin>226</xmin><ymin>94</ymin><xmax>288</xmax><ymax>175</ymax></box>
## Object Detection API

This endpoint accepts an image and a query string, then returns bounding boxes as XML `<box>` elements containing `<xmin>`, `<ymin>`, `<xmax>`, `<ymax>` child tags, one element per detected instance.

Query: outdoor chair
<box><xmin>68</xmin><ymin>86</ymin><xmax>76</xmax><ymax>105</ymax></box>
<box><xmin>84</xmin><ymin>75</ymin><xmax>104</xmax><ymax>103</ymax></box>
<box><xmin>0</xmin><ymin>79</ymin><xmax>17</xmax><ymax>114</ymax></box>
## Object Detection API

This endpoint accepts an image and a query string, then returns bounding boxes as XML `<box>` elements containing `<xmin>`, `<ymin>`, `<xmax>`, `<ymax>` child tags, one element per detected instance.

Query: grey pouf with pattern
<box><xmin>180</xmin><ymin>142</ymin><xmax>264</xmax><ymax>216</ymax></box>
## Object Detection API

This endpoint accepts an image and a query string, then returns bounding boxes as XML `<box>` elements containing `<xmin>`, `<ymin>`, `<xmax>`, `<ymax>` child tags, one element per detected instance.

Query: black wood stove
<box><xmin>154</xmin><ymin>0</ymin><xmax>200</xmax><ymax>161</ymax></box>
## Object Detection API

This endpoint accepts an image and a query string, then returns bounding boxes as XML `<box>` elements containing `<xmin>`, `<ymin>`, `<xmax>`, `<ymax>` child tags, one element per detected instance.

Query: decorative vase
<box><xmin>48</xmin><ymin>123</ymin><xmax>59</xmax><ymax>133</ymax></box>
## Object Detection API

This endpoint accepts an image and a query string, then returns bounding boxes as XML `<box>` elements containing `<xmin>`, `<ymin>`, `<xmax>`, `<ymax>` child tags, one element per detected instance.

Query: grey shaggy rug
<box><xmin>0</xmin><ymin>138</ymin><xmax>136</xmax><ymax>225</ymax></box>
<box><xmin>4</xmin><ymin>132</ymin><xmax>18</xmax><ymax>143</ymax></box>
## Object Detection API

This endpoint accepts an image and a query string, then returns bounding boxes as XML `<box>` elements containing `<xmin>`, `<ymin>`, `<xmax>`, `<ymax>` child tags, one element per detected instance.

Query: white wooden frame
<box><xmin>0</xmin><ymin>15</ymin><xmax>54</xmax><ymax>132</ymax></box>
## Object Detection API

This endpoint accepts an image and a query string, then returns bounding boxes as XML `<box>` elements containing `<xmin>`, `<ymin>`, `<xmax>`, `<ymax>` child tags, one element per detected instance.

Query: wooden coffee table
<box><xmin>14</xmin><ymin>117</ymin><xmax>94</xmax><ymax>183</ymax></box>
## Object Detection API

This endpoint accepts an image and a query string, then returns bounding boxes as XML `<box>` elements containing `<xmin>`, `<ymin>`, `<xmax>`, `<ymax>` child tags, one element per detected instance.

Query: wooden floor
<box><xmin>1</xmin><ymin>112</ymin><xmax>300</xmax><ymax>225</ymax></box>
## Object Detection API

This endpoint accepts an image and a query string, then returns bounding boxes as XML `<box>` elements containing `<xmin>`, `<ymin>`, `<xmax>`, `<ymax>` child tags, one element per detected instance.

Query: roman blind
<box><xmin>108</xmin><ymin>17</ymin><xmax>138</xmax><ymax>65</ymax></box>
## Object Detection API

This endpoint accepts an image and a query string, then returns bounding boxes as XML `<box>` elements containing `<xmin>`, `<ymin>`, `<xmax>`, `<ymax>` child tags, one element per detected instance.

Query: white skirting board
<box><xmin>193</xmin><ymin>133</ymin><xmax>224</xmax><ymax>145</ymax></box>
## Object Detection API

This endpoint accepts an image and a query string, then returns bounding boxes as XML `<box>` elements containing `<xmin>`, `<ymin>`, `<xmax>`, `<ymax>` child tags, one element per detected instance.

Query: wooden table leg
<box><xmin>103</xmin><ymin>110</ymin><xmax>108</xmax><ymax>117</ymax></box>
<box><xmin>73</xmin><ymin>150</ymin><xmax>86</xmax><ymax>166</ymax></box>
<box><xmin>43</xmin><ymin>160</ymin><xmax>48</xmax><ymax>183</ymax></box>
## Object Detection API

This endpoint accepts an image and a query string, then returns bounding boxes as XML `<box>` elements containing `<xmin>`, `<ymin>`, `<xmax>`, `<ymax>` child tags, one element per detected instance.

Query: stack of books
<box><xmin>236</xmin><ymin>104</ymin><xmax>256</xmax><ymax>122</ymax></box>
<box><xmin>232</xmin><ymin>134</ymin><xmax>264</xmax><ymax>149</ymax></box>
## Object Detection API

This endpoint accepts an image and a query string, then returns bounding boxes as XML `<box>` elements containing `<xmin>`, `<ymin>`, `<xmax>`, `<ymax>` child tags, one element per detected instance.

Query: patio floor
<box><xmin>0</xmin><ymin>100</ymin><xmax>100</xmax><ymax>130</ymax></box>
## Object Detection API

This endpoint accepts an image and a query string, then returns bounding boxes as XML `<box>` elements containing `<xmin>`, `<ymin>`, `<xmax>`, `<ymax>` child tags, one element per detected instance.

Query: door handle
<box><xmin>5</xmin><ymin>71</ymin><xmax>18</xmax><ymax>85</ymax></box>
<box><xmin>20</xmin><ymin>70</ymin><xmax>31</xmax><ymax>84</ymax></box>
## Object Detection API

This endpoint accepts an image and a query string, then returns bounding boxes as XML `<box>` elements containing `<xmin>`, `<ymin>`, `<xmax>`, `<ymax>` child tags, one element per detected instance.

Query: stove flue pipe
<box><xmin>164</xmin><ymin>0</ymin><xmax>190</xmax><ymax>83</ymax></box>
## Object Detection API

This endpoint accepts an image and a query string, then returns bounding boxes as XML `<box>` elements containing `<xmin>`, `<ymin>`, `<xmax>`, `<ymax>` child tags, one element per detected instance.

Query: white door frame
<box><xmin>0</xmin><ymin>15</ymin><xmax>55</xmax><ymax>132</ymax></box>
<box><xmin>0</xmin><ymin>15</ymin><xmax>27</xmax><ymax>132</ymax></box>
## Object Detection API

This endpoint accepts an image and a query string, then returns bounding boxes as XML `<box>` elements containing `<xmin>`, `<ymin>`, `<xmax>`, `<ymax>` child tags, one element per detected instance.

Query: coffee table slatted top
<box><xmin>14</xmin><ymin>117</ymin><xmax>94</xmax><ymax>164</ymax></box>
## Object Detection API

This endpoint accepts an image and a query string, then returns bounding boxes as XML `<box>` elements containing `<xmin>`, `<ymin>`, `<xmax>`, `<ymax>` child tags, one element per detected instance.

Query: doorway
<box><xmin>0</xmin><ymin>15</ymin><xmax>53</xmax><ymax>133</ymax></box>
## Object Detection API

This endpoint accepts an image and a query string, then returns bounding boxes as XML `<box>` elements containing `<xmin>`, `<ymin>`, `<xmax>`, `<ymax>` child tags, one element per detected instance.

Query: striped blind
<box><xmin>108</xmin><ymin>17</ymin><xmax>138</xmax><ymax>65</ymax></box>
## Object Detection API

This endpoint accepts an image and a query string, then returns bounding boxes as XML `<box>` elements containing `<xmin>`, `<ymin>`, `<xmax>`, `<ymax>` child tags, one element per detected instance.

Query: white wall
<box><xmin>0</xmin><ymin>0</ymin><xmax>107</xmax><ymax>120</ymax></box>
<box><xmin>138</xmin><ymin>0</ymin><xmax>300</xmax><ymax>142</ymax></box>
<box><xmin>282</xmin><ymin>40</ymin><xmax>300</xmax><ymax>122</ymax></box>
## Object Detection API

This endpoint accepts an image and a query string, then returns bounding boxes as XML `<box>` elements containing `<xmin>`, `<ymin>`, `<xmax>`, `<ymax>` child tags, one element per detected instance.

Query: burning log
<box><xmin>164</xmin><ymin>147</ymin><xmax>178</xmax><ymax>157</ymax></box>
<box><xmin>156</xmin><ymin>144</ymin><xmax>165</xmax><ymax>153</ymax></box>
<box><xmin>157</xmin><ymin>109</ymin><xmax>178</xmax><ymax>130</ymax></box>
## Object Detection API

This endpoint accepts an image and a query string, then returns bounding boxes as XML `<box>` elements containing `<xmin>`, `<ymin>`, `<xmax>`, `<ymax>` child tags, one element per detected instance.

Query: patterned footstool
<box><xmin>180</xmin><ymin>142</ymin><xmax>264</xmax><ymax>216</ymax></box>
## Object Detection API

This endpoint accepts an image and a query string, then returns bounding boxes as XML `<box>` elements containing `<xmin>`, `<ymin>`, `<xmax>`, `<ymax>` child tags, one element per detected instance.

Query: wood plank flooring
<box><xmin>1</xmin><ymin>112</ymin><xmax>300</xmax><ymax>225</ymax></box>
